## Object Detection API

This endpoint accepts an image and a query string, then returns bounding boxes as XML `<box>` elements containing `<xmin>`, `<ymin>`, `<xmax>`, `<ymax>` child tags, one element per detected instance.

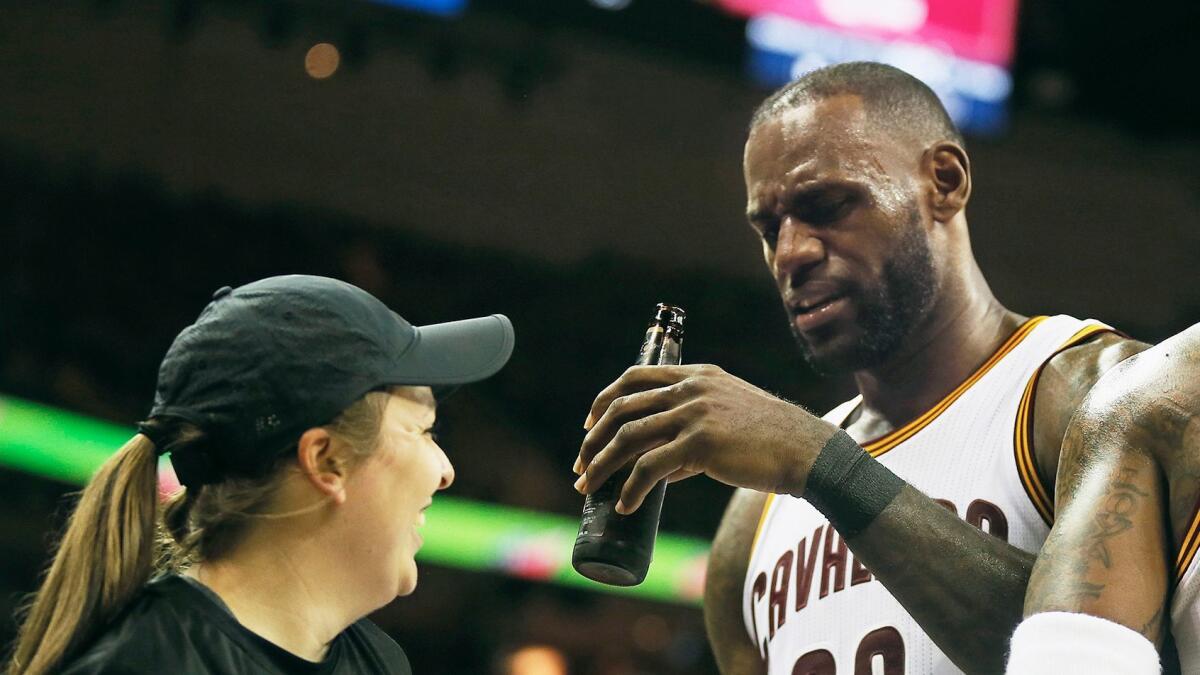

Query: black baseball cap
<box><xmin>143</xmin><ymin>275</ymin><xmax>514</xmax><ymax>488</ymax></box>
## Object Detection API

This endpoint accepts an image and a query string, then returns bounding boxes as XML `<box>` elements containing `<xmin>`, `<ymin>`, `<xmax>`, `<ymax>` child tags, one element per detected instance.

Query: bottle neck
<box><xmin>658</xmin><ymin>331</ymin><xmax>682</xmax><ymax>365</ymax></box>
<box><xmin>635</xmin><ymin>325</ymin><xmax>666</xmax><ymax>366</ymax></box>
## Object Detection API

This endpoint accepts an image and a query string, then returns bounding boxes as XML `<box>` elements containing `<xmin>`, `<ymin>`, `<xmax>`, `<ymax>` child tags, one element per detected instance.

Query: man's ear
<box><xmin>923</xmin><ymin>141</ymin><xmax>971</xmax><ymax>223</ymax></box>
<box><xmin>296</xmin><ymin>428</ymin><xmax>348</xmax><ymax>505</ymax></box>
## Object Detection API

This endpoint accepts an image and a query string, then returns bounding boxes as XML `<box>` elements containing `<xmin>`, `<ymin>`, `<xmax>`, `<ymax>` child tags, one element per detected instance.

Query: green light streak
<box><xmin>0</xmin><ymin>395</ymin><xmax>708</xmax><ymax>605</ymax></box>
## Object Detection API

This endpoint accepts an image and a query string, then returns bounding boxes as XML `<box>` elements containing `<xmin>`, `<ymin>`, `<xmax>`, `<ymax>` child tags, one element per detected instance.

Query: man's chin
<box><xmin>800</xmin><ymin>350</ymin><xmax>856</xmax><ymax>376</ymax></box>
<box><xmin>794</xmin><ymin>332</ymin><xmax>863</xmax><ymax>376</ymax></box>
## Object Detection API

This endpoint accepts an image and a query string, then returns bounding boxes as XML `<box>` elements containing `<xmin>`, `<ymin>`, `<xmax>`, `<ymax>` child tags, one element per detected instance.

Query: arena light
<box><xmin>363</xmin><ymin>0</ymin><xmax>468</xmax><ymax>18</ymax></box>
<box><xmin>0</xmin><ymin>395</ymin><xmax>708</xmax><ymax>605</ymax></box>
<box><xmin>305</xmin><ymin>43</ymin><xmax>341</xmax><ymax>80</ymax></box>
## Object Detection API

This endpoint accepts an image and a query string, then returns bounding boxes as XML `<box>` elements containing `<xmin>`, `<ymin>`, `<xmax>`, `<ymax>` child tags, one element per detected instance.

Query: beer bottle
<box><xmin>572</xmin><ymin>303</ymin><xmax>686</xmax><ymax>586</ymax></box>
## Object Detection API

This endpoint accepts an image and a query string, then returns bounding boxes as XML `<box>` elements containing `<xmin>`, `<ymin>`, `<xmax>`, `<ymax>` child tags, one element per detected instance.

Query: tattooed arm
<box><xmin>1023</xmin><ymin>324</ymin><xmax>1200</xmax><ymax>648</ymax></box>
<box><xmin>1023</xmin><ymin>405</ymin><xmax>1171</xmax><ymax>645</ymax></box>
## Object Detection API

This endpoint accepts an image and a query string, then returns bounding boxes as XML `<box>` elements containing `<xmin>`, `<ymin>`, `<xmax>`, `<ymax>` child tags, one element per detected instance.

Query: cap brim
<box><xmin>391</xmin><ymin>314</ymin><xmax>514</xmax><ymax>387</ymax></box>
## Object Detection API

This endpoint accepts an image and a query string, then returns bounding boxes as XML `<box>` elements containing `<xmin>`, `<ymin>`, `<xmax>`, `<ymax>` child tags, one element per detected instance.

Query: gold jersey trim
<box><xmin>748</xmin><ymin>316</ymin><xmax>1046</xmax><ymax>559</ymax></box>
<box><xmin>1175</xmin><ymin>495</ymin><xmax>1200</xmax><ymax>583</ymax></box>
<box><xmin>751</xmin><ymin>493</ymin><xmax>777</xmax><ymax>557</ymax></box>
<box><xmin>1013</xmin><ymin>323</ymin><xmax>1116</xmax><ymax>526</ymax></box>
<box><xmin>862</xmin><ymin>316</ymin><xmax>1046</xmax><ymax>459</ymax></box>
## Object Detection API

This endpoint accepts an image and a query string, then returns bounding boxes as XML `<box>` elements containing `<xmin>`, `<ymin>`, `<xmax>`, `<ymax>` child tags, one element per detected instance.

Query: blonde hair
<box><xmin>5</xmin><ymin>389</ymin><xmax>394</xmax><ymax>675</ymax></box>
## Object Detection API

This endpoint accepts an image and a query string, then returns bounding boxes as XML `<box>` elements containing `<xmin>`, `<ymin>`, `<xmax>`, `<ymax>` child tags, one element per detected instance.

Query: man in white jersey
<box><xmin>572</xmin><ymin>61</ymin><xmax>1146</xmax><ymax>673</ymax></box>
<box><xmin>1009</xmin><ymin>323</ymin><xmax>1200</xmax><ymax>674</ymax></box>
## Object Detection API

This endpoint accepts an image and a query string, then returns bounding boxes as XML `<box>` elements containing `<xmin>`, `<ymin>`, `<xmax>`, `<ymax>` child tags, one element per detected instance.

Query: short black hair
<box><xmin>750</xmin><ymin>61</ymin><xmax>965</xmax><ymax>148</ymax></box>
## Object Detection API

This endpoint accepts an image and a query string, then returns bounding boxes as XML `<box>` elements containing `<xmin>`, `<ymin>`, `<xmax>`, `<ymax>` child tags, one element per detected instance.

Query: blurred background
<box><xmin>0</xmin><ymin>0</ymin><xmax>1196</xmax><ymax>673</ymax></box>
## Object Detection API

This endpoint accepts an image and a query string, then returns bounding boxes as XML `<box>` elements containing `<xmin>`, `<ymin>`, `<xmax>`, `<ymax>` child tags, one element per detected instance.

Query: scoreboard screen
<box><xmin>717</xmin><ymin>0</ymin><xmax>1020</xmax><ymax>134</ymax></box>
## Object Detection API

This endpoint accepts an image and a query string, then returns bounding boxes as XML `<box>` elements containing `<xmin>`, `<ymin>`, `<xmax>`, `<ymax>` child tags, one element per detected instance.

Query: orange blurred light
<box><xmin>507</xmin><ymin>645</ymin><xmax>568</xmax><ymax>675</ymax></box>
<box><xmin>305</xmin><ymin>43</ymin><xmax>340</xmax><ymax>79</ymax></box>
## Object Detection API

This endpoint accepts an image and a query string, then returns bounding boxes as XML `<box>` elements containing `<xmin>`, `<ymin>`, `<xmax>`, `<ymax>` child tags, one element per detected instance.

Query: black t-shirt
<box><xmin>60</xmin><ymin>574</ymin><xmax>412</xmax><ymax>674</ymax></box>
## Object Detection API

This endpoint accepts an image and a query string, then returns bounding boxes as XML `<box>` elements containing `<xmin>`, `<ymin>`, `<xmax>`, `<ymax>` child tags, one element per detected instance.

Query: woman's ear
<box><xmin>923</xmin><ymin>141</ymin><xmax>971</xmax><ymax>223</ymax></box>
<box><xmin>296</xmin><ymin>428</ymin><xmax>348</xmax><ymax>505</ymax></box>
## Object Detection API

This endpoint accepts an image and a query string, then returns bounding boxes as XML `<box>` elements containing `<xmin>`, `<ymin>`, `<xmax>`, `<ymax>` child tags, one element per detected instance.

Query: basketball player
<box><xmin>573</xmin><ymin>62</ymin><xmax>1145</xmax><ymax>673</ymax></box>
<box><xmin>1008</xmin><ymin>322</ymin><xmax>1200</xmax><ymax>674</ymax></box>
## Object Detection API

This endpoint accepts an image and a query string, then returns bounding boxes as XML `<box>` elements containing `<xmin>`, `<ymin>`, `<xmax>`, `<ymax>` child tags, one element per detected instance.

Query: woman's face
<box><xmin>344</xmin><ymin>387</ymin><xmax>453</xmax><ymax>599</ymax></box>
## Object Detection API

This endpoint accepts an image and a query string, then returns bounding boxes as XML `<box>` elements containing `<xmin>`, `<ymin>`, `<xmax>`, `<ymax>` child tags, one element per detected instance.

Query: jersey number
<box><xmin>791</xmin><ymin>626</ymin><xmax>904</xmax><ymax>675</ymax></box>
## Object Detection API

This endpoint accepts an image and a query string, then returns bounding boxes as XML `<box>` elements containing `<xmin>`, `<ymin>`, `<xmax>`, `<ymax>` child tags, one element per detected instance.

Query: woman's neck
<box><xmin>186</xmin><ymin>531</ymin><xmax>361</xmax><ymax>662</ymax></box>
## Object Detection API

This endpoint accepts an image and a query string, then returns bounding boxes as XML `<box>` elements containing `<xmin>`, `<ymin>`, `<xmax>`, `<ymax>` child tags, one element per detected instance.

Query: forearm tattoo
<box><xmin>1031</xmin><ymin>464</ymin><xmax>1148</xmax><ymax>607</ymax></box>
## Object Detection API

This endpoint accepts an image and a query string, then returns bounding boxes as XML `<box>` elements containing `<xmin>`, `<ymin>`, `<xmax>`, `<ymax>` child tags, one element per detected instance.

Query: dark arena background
<box><xmin>0</xmin><ymin>1</ymin><xmax>1197</xmax><ymax>673</ymax></box>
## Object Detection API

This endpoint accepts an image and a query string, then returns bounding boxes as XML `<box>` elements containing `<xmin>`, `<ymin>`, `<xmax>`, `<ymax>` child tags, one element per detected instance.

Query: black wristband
<box><xmin>802</xmin><ymin>429</ymin><xmax>906</xmax><ymax>539</ymax></box>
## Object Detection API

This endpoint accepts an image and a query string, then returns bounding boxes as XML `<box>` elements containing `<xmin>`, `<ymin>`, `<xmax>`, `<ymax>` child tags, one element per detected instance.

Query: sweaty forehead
<box><xmin>743</xmin><ymin>95</ymin><xmax>899</xmax><ymax>203</ymax></box>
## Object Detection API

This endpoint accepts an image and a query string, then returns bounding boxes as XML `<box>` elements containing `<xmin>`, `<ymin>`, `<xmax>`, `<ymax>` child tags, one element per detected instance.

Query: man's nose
<box><xmin>773</xmin><ymin>217</ymin><xmax>825</xmax><ymax>279</ymax></box>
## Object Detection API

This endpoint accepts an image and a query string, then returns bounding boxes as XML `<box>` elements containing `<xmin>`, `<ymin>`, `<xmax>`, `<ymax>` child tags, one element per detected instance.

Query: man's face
<box><xmin>743</xmin><ymin>95</ymin><xmax>938</xmax><ymax>374</ymax></box>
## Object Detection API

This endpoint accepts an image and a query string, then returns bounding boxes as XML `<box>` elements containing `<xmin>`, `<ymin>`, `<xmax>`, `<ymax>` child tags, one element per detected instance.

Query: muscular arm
<box><xmin>840</xmin><ymin>484</ymin><xmax>1034</xmax><ymax>672</ymax></box>
<box><xmin>1022</xmin><ymin>408</ymin><xmax>1170</xmax><ymax>645</ymax></box>
<box><xmin>1022</xmin><ymin>325</ymin><xmax>1200</xmax><ymax>653</ymax></box>
<box><xmin>704</xmin><ymin>489</ymin><xmax>768</xmax><ymax>675</ymax></box>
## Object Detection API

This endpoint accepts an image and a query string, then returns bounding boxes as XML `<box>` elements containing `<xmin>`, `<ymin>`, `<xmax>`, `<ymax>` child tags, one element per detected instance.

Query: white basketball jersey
<box><xmin>742</xmin><ymin>315</ymin><xmax>1112</xmax><ymax>675</ymax></box>
<box><xmin>1171</xmin><ymin>501</ymin><xmax>1200</xmax><ymax>670</ymax></box>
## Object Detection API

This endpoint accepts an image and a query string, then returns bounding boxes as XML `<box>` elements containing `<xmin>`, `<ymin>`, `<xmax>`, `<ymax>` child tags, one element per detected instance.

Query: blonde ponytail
<box><xmin>6</xmin><ymin>435</ymin><xmax>159</xmax><ymax>675</ymax></box>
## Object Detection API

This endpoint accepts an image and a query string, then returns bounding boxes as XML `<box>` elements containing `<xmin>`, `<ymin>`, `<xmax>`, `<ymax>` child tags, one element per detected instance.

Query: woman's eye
<box><xmin>424</xmin><ymin>421</ymin><xmax>442</xmax><ymax>443</ymax></box>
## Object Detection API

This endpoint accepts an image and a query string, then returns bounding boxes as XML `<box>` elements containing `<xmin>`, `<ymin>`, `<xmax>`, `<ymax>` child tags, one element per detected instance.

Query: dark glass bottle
<box><xmin>572</xmin><ymin>303</ymin><xmax>686</xmax><ymax>586</ymax></box>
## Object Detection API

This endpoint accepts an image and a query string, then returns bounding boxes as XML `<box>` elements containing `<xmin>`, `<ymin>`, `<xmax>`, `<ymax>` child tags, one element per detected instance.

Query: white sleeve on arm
<box><xmin>1005</xmin><ymin>612</ymin><xmax>1160</xmax><ymax>675</ymax></box>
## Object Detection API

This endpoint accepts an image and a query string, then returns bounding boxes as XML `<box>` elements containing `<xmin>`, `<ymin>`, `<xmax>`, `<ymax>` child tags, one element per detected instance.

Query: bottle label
<box><xmin>578</xmin><ymin>466</ymin><xmax>630</xmax><ymax>537</ymax></box>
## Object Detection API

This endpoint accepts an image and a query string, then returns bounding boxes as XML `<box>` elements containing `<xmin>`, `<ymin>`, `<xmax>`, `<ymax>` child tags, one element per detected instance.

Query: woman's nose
<box><xmin>437</xmin><ymin>448</ymin><xmax>455</xmax><ymax>490</ymax></box>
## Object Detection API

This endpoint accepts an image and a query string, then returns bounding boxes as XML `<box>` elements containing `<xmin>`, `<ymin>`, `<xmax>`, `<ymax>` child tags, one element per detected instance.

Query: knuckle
<box><xmin>627</xmin><ymin>460</ymin><xmax>646</xmax><ymax>485</ymax></box>
<box><xmin>610</xmin><ymin>395</ymin><xmax>630</xmax><ymax>414</ymax></box>
<box><xmin>612</xmin><ymin>419</ymin><xmax>642</xmax><ymax>445</ymax></box>
<box><xmin>628</xmin><ymin>456</ymin><xmax>656</xmax><ymax>488</ymax></box>
<box><xmin>611</xmin><ymin>426</ymin><xmax>629</xmax><ymax>447</ymax></box>
<box><xmin>586</xmin><ymin>452</ymin><xmax>609</xmax><ymax>479</ymax></box>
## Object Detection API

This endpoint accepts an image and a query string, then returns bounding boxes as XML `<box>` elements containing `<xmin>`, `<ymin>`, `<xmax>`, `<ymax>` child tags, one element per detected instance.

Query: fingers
<box><xmin>665</xmin><ymin>468</ymin><xmax>700</xmax><ymax>483</ymax></box>
<box><xmin>617</xmin><ymin>440</ymin><xmax>689</xmax><ymax>514</ymax></box>
<box><xmin>577</xmin><ymin>409</ymin><xmax>682</xmax><ymax>494</ymax></box>
<box><xmin>583</xmin><ymin>365</ymin><xmax>701</xmax><ymax>430</ymax></box>
<box><xmin>579</xmin><ymin>386</ymin><xmax>676</xmax><ymax>472</ymax></box>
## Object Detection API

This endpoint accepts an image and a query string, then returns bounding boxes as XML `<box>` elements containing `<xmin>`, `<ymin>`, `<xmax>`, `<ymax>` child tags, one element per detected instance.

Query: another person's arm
<box><xmin>577</xmin><ymin>337</ymin><xmax>1141</xmax><ymax>673</ymax></box>
<box><xmin>1013</xmin><ymin>326</ymin><xmax>1200</xmax><ymax>673</ymax></box>
<box><xmin>704</xmin><ymin>488</ymin><xmax>769</xmax><ymax>675</ymax></box>
<box><xmin>1012</xmin><ymin>405</ymin><xmax>1168</xmax><ymax>674</ymax></box>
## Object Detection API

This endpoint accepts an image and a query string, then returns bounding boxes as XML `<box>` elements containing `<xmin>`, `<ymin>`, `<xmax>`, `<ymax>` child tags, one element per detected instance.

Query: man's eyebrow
<box><xmin>746</xmin><ymin>181</ymin><xmax>846</xmax><ymax>220</ymax></box>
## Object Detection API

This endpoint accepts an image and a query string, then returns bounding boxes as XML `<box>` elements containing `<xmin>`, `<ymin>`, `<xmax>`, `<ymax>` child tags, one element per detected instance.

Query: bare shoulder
<box><xmin>704</xmin><ymin>488</ymin><xmax>768</xmax><ymax>675</ymax></box>
<box><xmin>1073</xmin><ymin>325</ymin><xmax>1200</xmax><ymax>446</ymax></box>
<box><xmin>1071</xmin><ymin>324</ymin><xmax>1200</xmax><ymax>540</ymax></box>
<box><xmin>1032</xmin><ymin>331</ymin><xmax>1150</xmax><ymax>489</ymax></box>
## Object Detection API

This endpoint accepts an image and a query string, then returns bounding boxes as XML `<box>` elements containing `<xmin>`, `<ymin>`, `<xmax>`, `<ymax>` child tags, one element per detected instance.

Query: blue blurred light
<box><xmin>366</xmin><ymin>0</ymin><xmax>467</xmax><ymax>18</ymax></box>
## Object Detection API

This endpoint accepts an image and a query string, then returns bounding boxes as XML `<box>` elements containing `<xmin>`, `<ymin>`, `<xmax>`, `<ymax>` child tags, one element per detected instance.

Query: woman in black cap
<box><xmin>6</xmin><ymin>275</ymin><xmax>514</xmax><ymax>675</ymax></box>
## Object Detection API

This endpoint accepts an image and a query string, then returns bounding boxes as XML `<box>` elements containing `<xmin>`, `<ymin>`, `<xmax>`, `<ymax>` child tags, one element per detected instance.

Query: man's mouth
<box><xmin>792</xmin><ymin>294</ymin><xmax>844</xmax><ymax>314</ymax></box>
<box><xmin>790</xmin><ymin>294</ymin><xmax>850</xmax><ymax>332</ymax></box>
